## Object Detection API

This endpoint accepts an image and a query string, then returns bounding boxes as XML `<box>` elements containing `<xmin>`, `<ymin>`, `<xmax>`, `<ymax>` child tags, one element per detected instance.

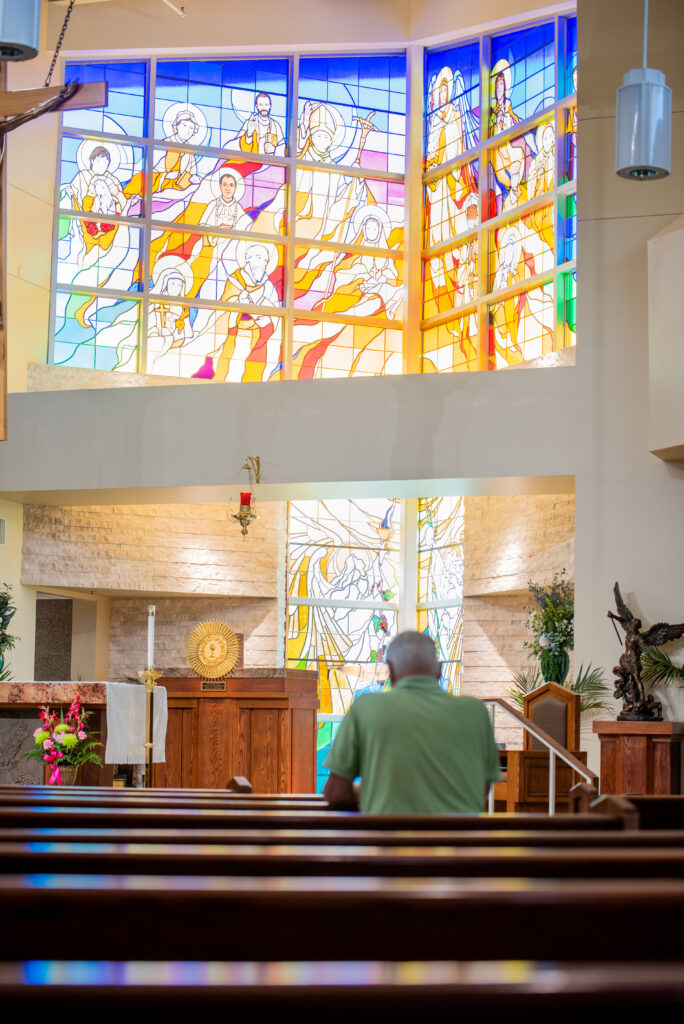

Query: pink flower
<box><xmin>43</xmin><ymin>739</ymin><xmax>53</xmax><ymax>750</ymax></box>
<box><xmin>33</xmin><ymin>727</ymin><xmax>42</xmax><ymax>737</ymax></box>
<box><xmin>77</xmin><ymin>731</ymin><xmax>87</xmax><ymax>741</ymax></box>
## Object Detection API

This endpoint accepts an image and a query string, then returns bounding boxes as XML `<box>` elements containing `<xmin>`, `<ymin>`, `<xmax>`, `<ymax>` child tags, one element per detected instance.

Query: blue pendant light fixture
<box><xmin>0</xmin><ymin>0</ymin><xmax>41</xmax><ymax>61</ymax></box>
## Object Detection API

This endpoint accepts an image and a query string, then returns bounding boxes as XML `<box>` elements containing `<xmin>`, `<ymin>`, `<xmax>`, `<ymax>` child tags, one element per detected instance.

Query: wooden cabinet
<box><xmin>593</xmin><ymin>720</ymin><xmax>684</xmax><ymax>795</ymax></box>
<box><xmin>152</xmin><ymin>670</ymin><xmax>319</xmax><ymax>792</ymax></box>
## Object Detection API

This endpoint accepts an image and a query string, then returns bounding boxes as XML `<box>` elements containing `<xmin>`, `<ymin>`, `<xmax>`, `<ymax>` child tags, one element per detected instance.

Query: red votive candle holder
<box><xmin>240</xmin><ymin>492</ymin><xmax>252</xmax><ymax>507</ymax></box>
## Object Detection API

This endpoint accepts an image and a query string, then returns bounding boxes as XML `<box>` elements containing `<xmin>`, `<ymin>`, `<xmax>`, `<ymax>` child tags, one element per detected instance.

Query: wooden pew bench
<box><xmin>2</xmin><ymin>874</ymin><xmax>684</xmax><ymax>961</ymax></box>
<box><xmin>1</xmin><ymin>960</ymin><xmax>684</xmax><ymax>1016</ymax></box>
<box><xmin>0</xmin><ymin>839</ymin><xmax>683</xmax><ymax>878</ymax></box>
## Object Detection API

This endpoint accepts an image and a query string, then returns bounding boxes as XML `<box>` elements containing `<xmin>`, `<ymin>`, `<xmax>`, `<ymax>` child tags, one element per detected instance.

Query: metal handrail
<box><xmin>484</xmin><ymin>697</ymin><xmax>599</xmax><ymax>815</ymax></box>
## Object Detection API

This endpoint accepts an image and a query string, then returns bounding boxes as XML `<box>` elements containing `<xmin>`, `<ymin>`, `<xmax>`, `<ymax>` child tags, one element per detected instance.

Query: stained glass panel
<box><xmin>489</xmin><ymin>23</ymin><xmax>555</xmax><ymax>136</ymax></box>
<box><xmin>423</xmin><ymin>160</ymin><xmax>479</xmax><ymax>247</ymax></box>
<box><xmin>289</xmin><ymin>498</ymin><xmax>400</xmax><ymax>554</ymax></box>
<box><xmin>151</xmin><ymin>156</ymin><xmax>287</xmax><ymax>234</ymax></box>
<box><xmin>565</xmin><ymin>105</ymin><xmax>578</xmax><ymax>183</ymax></box>
<box><xmin>146</xmin><ymin>303</ymin><xmax>283</xmax><ymax>382</ymax></box>
<box><xmin>292</xmin><ymin>319</ymin><xmax>402</xmax><ymax>378</ymax></box>
<box><xmin>150</xmin><ymin>230</ymin><xmax>284</xmax><ymax>306</ymax></box>
<box><xmin>53</xmin><ymin>290</ymin><xmax>140</xmax><ymax>372</ymax></box>
<box><xmin>561</xmin><ymin>270</ymin><xmax>576</xmax><ymax>348</ymax></box>
<box><xmin>57</xmin><ymin>216</ymin><xmax>142</xmax><ymax>291</ymax></box>
<box><xmin>294</xmin><ymin>246</ymin><xmax>403</xmax><ymax>320</ymax></box>
<box><xmin>487</xmin><ymin>119</ymin><xmax>554</xmax><ymax>217</ymax></box>
<box><xmin>560</xmin><ymin>192</ymin><xmax>577</xmax><ymax>264</ymax></box>
<box><xmin>488</xmin><ymin>205</ymin><xmax>554</xmax><ymax>292</ymax></box>
<box><xmin>424</xmin><ymin>41</ymin><xmax>480</xmax><ymax>169</ymax></box>
<box><xmin>63</xmin><ymin>61</ymin><xmax>148</xmax><ymax>137</ymax></box>
<box><xmin>422</xmin><ymin>313</ymin><xmax>479</xmax><ymax>373</ymax></box>
<box><xmin>298</xmin><ymin>54</ymin><xmax>406</xmax><ymax>173</ymax></box>
<box><xmin>564</xmin><ymin>17</ymin><xmax>578</xmax><ymax>98</ymax></box>
<box><xmin>154</xmin><ymin>59</ymin><xmax>289</xmax><ymax>152</ymax></box>
<box><xmin>316</xmin><ymin>719</ymin><xmax>342</xmax><ymax>791</ymax></box>
<box><xmin>418</xmin><ymin>608</ymin><xmax>463</xmax><ymax>695</ymax></box>
<box><xmin>417</xmin><ymin>496</ymin><xmax>464</xmax><ymax>568</ymax></box>
<box><xmin>295</xmin><ymin>169</ymin><xmax>404</xmax><ymax>248</ymax></box>
<box><xmin>423</xmin><ymin>238</ymin><xmax>478</xmax><ymax>321</ymax></box>
<box><xmin>488</xmin><ymin>281</ymin><xmax>554</xmax><ymax>368</ymax></box>
<box><xmin>59</xmin><ymin>137</ymin><xmax>146</xmax><ymax>218</ymax></box>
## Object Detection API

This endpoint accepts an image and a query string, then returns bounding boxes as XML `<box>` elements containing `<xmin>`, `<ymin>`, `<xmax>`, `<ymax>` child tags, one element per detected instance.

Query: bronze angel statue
<box><xmin>608</xmin><ymin>582</ymin><xmax>684</xmax><ymax>720</ymax></box>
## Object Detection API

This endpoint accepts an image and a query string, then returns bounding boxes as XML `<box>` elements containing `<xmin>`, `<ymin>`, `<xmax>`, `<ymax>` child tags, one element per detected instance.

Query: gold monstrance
<box><xmin>187</xmin><ymin>620</ymin><xmax>240</xmax><ymax>679</ymax></box>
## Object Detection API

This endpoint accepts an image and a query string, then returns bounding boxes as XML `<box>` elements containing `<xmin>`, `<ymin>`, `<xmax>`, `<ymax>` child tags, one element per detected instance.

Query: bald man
<box><xmin>323</xmin><ymin>630</ymin><xmax>500</xmax><ymax>814</ymax></box>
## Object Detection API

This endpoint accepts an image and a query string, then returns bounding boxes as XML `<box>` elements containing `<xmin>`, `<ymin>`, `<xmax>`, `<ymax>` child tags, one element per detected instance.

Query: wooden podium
<box><xmin>593</xmin><ymin>720</ymin><xmax>684</xmax><ymax>795</ymax></box>
<box><xmin>152</xmin><ymin>669</ymin><xmax>319</xmax><ymax>792</ymax></box>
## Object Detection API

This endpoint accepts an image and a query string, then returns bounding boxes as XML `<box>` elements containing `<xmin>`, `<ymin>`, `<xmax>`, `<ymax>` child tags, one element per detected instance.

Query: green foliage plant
<box><xmin>509</xmin><ymin>663</ymin><xmax>611</xmax><ymax>715</ymax></box>
<box><xmin>641</xmin><ymin>646</ymin><xmax>684</xmax><ymax>688</ymax></box>
<box><xmin>523</xmin><ymin>569</ymin><xmax>574</xmax><ymax>684</ymax></box>
<box><xmin>0</xmin><ymin>582</ymin><xmax>17</xmax><ymax>676</ymax></box>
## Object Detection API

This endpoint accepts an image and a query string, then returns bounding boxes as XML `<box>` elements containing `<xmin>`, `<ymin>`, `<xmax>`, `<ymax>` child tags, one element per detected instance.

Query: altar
<box><xmin>0</xmin><ymin>669</ymin><xmax>318</xmax><ymax>792</ymax></box>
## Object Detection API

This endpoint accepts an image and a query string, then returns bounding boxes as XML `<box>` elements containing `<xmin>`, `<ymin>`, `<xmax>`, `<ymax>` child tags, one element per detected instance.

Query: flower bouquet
<box><xmin>22</xmin><ymin>693</ymin><xmax>102</xmax><ymax>785</ymax></box>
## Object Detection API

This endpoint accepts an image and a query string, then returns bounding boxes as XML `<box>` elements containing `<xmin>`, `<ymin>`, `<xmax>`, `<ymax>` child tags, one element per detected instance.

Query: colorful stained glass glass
<box><xmin>423</xmin><ymin>238</ymin><xmax>478</xmax><ymax>321</ymax></box>
<box><xmin>417</xmin><ymin>608</ymin><xmax>462</xmax><ymax>695</ymax></box>
<box><xmin>154</xmin><ymin>59</ymin><xmax>289</xmax><ymax>152</ymax></box>
<box><xmin>53</xmin><ymin>290</ymin><xmax>140</xmax><ymax>372</ymax></box>
<box><xmin>422</xmin><ymin>313</ymin><xmax>479</xmax><ymax>373</ymax></box>
<box><xmin>150</xmin><ymin>229</ymin><xmax>284</xmax><ymax>306</ymax></box>
<box><xmin>565</xmin><ymin>105</ymin><xmax>578</xmax><ymax>183</ymax></box>
<box><xmin>417</xmin><ymin>496</ymin><xmax>464</xmax><ymax>572</ymax></box>
<box><xmin>287</xmin><ymin>498</ymin><xmax>400</xmax><ymax>712</ymax></box>
<box><xmin>424</xmin><ymin>41</ymin><xmax>480</xmax><ymax>170</ymax></box>
<box><xmin>59</xmin><ymin>137</ymin><xmax>146</xmax><ymax>219</ymax></box>
<box><xmin>298</xmin><ymin>54</ymin><xmax>406</xmax><ymax>174</ymax></box>
<box><xmin>146</xmin><ymin>303</ymin><xmax>283</xmax><ymax>382</ymax></box>
<box><xmin>295</xmin><ymin>169</ymin><xmax>404</xmax><ymax>248</ymax></box>
<box><xmin>151</xmin><ymin>155</ymin><xmax>287</xmax><ymax>234</ymax></box>
<box><xmin>423</xmin><ymin>160</ymin><xmax>479</xmax><ymax>248</ymax></box>
<box><xmin>57</xmin><ymin>216</ymin><xmax>142</xmax><ymax>291</ymax></box>
<box><xmin>316</xmin><ymin>718</ymin><xmax>343</xmax><ymax>791</ymax></box>
<box><xmin>489</xmin><ymin>22</ymin><xmax>555</xmax><ymax>136</ymax></box>
<box><xmin>488</xmin><ymin>281</ymin><xmax>554</xmax><ymax>368</ymax></box>
<box><xmin>488</xmin><ymin>205</ymin><xmax>554</xmax><ymax>292</ymax></box>
<box><xmin>487</xmin><ymin>119</ymin><xmax>554</xmax><ymax>217</ymax></box>
<box><xmin>294</xmin><ymin>246</ymin><xmax>403</xmax><ymax>321</ymax></box>
<box><xmin>564</xmin><ymin>17</ymin><xmax>578</xmax><ymax>98</ymax></box>
<box><xmin>292</xmin><ymin>319</ymin><xmax>402</xmax><ymax>378</ymax></box>
<box><xmin>560</xmin><ymin>193</ymin><xmax>577</xmax><ymax>264</ymax></box>
<box><xmin>63</xmin><ymin>61</ymin><xmax>148</xmax><ymax>137</ymax></box>
<box><xmin>561</xmin><ymin>270</ymin><xmax>576</xmax><ymax>348</ymax></box>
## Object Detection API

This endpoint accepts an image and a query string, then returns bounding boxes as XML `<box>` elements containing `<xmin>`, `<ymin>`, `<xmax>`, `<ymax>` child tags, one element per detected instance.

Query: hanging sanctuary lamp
<box><xmin>231</xmin><ymin>455</ymin><xmax>260</xmax><ymax>537</ymax></box>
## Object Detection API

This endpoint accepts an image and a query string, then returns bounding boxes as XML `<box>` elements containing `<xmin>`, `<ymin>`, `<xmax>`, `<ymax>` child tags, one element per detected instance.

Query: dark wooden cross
<box><xmin>0</xmin><ymin>74</ymin><xmax>107</xmax><ymax>440</ymax></box>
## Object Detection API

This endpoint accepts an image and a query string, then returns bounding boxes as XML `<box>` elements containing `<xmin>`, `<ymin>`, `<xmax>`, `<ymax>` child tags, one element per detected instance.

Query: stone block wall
<box><xmin>108</xmin><ymin>596</ymin><xmax>280</xmax><ymax>679</ymax></box>
<box><xmin>461</xmin><ymin>494</ymin><xmax>575</xmax><ymax>750</ymax></box>
<box><xmin>34</xmin><ymin>598</ymin><xmax>72</xmax><ymax>680</ymax></box>
<box><xmin>22</xmin><ymin>502</ymin><xmax>285</xmax><ymax>597</ymax></box>
<box><xmin>464</xmin><ymin>494</ymin><xmax>574</xmax><ymax>596</ymax></box>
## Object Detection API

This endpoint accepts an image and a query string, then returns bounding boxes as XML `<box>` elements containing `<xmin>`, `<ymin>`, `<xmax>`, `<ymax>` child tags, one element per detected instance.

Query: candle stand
<box><xmin>139</xmin><ymin>667</ymin><xmax>162</xmax><ymax>787</ymax></box>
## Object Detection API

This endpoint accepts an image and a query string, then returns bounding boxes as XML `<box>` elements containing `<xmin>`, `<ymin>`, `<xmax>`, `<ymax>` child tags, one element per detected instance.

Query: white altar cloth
<box><xmin>105</xmin><ymin>682</ymin><xmax>168</xmax><ymax>764</ymax></box>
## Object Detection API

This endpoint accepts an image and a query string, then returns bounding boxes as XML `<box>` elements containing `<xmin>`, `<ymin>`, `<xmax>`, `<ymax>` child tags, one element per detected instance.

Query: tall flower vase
<box><xmin>540</xmin><ymin>648</ymin><xmax>570</xmax><ymax>685</ymax></box>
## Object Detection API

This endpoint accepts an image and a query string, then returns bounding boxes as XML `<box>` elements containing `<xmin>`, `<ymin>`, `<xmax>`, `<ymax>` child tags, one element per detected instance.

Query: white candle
<box><xmin>147</xmin><ymin>605</ymin><xmax>156</xmax><ymax>669</ymax></box>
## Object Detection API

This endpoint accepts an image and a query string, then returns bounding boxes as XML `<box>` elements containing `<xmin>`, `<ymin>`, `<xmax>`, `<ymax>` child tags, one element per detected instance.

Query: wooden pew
<box><xmin>2</xmin><ymin>874</ymin><xmax>683</xmax><ymax>961</ymax></box>
<box><xmin>0</xmin><ymin>839</ymin><xmax>683</xmax><ymax>878</ymax></box>
<box><xmin>2</xmin><ymin>960</ymin><xmax>684</xmax><ymax>1015</ymax></box>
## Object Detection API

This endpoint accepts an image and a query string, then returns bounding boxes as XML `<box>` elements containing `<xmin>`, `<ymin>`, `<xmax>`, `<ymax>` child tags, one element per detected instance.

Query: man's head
<box><xmin>219</xmin><ymin>173</ymin><xmax>237</xmax><ymax>202</ymax></box>
<box><xmin>173</xmin><ymin>110</ymin><xmax>199</xmax><ymax>142</ymax></box>
<box><xmin>385</xmin><ymin>630</ymin><xmax>440</xmax><ymax>686</ymax></box>
<box><xmin>255</xmin><ymin>92</ymin><xmax>271</xmax><ymax>118</ymax></box>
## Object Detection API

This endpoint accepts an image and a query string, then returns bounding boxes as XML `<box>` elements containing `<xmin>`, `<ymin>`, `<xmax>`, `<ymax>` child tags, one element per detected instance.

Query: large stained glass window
<box><xmin>422</xmin><ymin>14</ymin><xmax>577</xmax><ymax>373</ymax></box>
<box><xmin>51</xmin><ymin>53</ymin><xmax>406</xmax><ymax>381</ymax></box>
<box><xmin>417</xmin><ymin>497</ymin><xmax>464</xmax><ymax>694</ymax></box>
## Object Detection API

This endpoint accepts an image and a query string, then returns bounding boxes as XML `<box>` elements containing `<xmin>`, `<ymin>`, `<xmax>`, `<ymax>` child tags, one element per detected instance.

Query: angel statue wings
<box><xmin>608</xmin><ymin>582</ymin><xmax>684</xmax><ymax>721</ymax></box>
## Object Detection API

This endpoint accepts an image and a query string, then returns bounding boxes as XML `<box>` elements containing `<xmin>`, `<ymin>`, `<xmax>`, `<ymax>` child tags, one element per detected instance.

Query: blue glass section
<box><xmin>298</xmin><ymin>53</ymin><xmax>406</xmax><ymax>173</ymax></box>
<box><xmin>154</xmin><ymin>58</ymin><xmax>289</xmax><ymax>153</ymax></box>
<box><xmin>490</xmin><ymin>22</ymin><xmax>555</xmax><ymax>134</ymax></box>
<box><xmin>63</xmin><ymin>61</ymin><xmax>148</xmax><ymax>137</ymax></box>
<box><xmin>424</xmin><ymin>41</ymin><xmax>480</xmax><ymax>164</ymax></box>
<box><xmin>560</xmin><ymin>193</ymin><xmax>577</xmax><ymax>264</ymax></box>
<box><xmin>565</xmin><ymin>16</ymin><xmax>578</xmax><ymax>97</ymax></box>
<box><xmin>53</xmin><ymin>291</ymin><xmax>140</xmax><ymax>372</ymax></box>
<box><xmin>316</xmin><ymin>719</ymin><xmax>342</xmax><ymax>792</ymax></box>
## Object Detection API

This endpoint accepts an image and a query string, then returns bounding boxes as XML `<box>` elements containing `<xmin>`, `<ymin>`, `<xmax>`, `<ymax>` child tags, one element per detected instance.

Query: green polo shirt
<box><xmin>324</xmin><ymin>675</ymin><xmax>501</xmax><ymax>815</ymax></box>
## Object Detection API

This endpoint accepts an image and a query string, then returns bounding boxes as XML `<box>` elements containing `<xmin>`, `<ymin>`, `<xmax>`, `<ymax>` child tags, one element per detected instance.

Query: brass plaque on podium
<box><xmin>201</xmin><ymin>680</ymin><xmax>227</xmax><ymax>692</ymax></box>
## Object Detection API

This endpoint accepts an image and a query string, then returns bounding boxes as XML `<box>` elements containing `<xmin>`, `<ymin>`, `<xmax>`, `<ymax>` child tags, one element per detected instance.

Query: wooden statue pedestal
<box><xmin>593</xmin><ymin>720</ymin><xmax>684</xmax><ymax>795</ymax></box>
<box><xmin>153</xmin><ymin>669</ymin><xmax>319</xmax><ymax>792</ymax></box>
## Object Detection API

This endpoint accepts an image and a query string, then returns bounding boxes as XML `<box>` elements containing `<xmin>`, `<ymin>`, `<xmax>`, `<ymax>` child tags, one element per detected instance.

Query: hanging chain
<box><xmin>44</xmin><ymin>0</ymin><xmax>77</xmax><ymax>88</ymax></box>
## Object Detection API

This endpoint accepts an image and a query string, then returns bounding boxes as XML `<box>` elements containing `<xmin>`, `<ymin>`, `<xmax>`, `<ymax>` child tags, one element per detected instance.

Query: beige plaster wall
<box><xmin>575</xmin><ymin>0</ymin><xmax>684</xmax><ymax>758</ymax></box>
<box><xmin>108</xmin><ymin>595</ymin><xmax>280</xmax><ymax>679</ymax></box>
<box><xmin>21</xmin><ymin>502</ymin><xmax>285</xmax><ymax>597</ymax></box>
<box><xmin>0</xmin><ymin>500</ymin><xmax>36</xmax><ymax>680</ymax></box>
